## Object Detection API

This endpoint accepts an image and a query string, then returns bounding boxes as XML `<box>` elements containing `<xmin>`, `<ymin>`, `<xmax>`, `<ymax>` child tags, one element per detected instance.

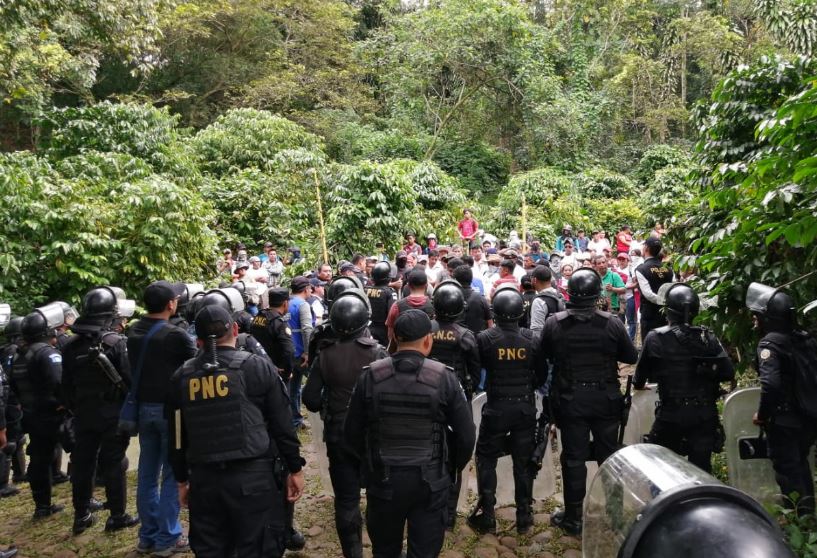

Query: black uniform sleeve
<box><xmin>113</xmin><ymin>336</ymin><xmax>133</xmax><ymax>389</ymax></box>
<box><xmin>43</xmin><ymin>348</ymin><xmax>63</xmax><ymax>404</ymax></box>
<box><xmin>343</xmin><ymin>372</ymin><xmax>369</xmax><ymax>459</ymax></box>
<box><xmin>273</xmin><ymin>319</ymin><xmax>295</xmax><ymax>381</ymax></box>
<box><xmin>756</xmin><ymin>341</ymin><xmax>785</xmax><ymax>422</ymax></box>
<box><xmin>302</xmin><ymin>355</ymin><xmax>324</xmax><ymax>413</ymax></box>
<box><xmin>462</xmin><ymin>331</ymin><xmax>482</xmax><ymax>391</ymax></box>
<box><xmin>258</xmin><ymin>358</ymin><xmax>303</xmax><ymax>473</ymax></box>
<box><xmin>633</xmin><ymin>332</ymin><xmax>659</xmax><ymax>389</ymax></box>
<box><xmin>444</xmin><ymin>373</ymin><xmax>476</xmax><ymax>470</ymax></box>
<box><xmin>612</xmin><ymin>317</ymin><xmax>638</xmax><ymax>364</ymax></box>
<box><xmin>166</xmin><ymin>367</ymin><xmax>189</xmax><ymax>483</ymax></box>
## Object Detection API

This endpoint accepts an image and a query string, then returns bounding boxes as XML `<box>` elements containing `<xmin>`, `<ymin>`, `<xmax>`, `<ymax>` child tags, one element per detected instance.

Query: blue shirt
<box><xmin>472</xmin><ymin>278</ymin><xmax>485</xmax><ymax>296</ymax></box>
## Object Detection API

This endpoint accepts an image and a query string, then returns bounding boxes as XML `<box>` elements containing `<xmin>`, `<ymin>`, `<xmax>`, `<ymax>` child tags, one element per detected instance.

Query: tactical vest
<box><xmin>520</xmin><ymin>291</ymin><xmax>537</xmax><ymax>328</ymax></box>
<box><xmin>652</xmin><ymin>326</ymin><xmax>719</xmax><ymax>405</ymax></box>
<box><xmin>366</xmin><ymin>286</ymin><xmax>394</xmax><ymax>327</ymax></box>
<box><xmin>365</xmin><ymin>358</ymin><xmax>446</xmax><ymax>469</ymax></box>
<box><xmin>429</xmin><ymin>321</ymin><xmax>468</xmax><ymax>385</ymax></box>
<box><xmin>178</xmin><ymin>351</ymin><xmax>270</xmax><ymax>464</ymax></box>
<box><xmin>396</xmin><ymin>297</ymin><xmax>435</xmax><ymax>322</ymax></box>
<box><xmin>551</xmin><ymin>310</ymin><xmax>619</xmax><ymax>389</ymax></box>
<box><xmin>170</xmin><ymin>315</ymin><xmax>189</xmax><ymax>331</ymax></box>
<box><xmin>72</xmin><ymin>332</ymin><xmax>125</xmax><ymax>404</ymax></box>
<box><xmin>12</xmin><ymin>343</ymin><xmax>55</xmax><ymax>415</ymax></box>
<box><xmin>481</xmin><ymin>327</ymin><xmax>536</xmax><ymax>401</ymax></box>
<box><xmin>250</xmin><ymin>310</ymin><xmax>276</xmax><ymax>354</ymax></box>
<box><xmin>635</xmin><ymin>257</ymin><xmax>674</xmax><ymax>321</ymax></box>
<box><xmin>319</xmin><ymin>337</ymin><xmax>381</xmax><ymax>422</ymax></box>
<box><xmin>308</xmin><ymin>322</ymin><xmax>337</xmax><ymax>364</ymax></box>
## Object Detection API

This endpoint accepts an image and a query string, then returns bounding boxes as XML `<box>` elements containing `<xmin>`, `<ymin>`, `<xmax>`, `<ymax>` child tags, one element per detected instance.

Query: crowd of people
<box><xmin>0</xmin><ymin>214</ymin><xmax>813</xmax><ymax>558</ymax></box>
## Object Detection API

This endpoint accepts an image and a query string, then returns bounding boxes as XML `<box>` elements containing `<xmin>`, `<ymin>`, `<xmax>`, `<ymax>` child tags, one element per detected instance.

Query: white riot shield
<box><xmin>723</xmin><ymin>388</ymin><xmax>778</xmax><ymax>505</ymax></box>
<box><xmin>622</xmin><ymin>384</ymin><xmax>659</xmax><ymax>446</ymax></box>
<box><xmin>307</xmin><ymin>410</ymin><xmax>334</xmax><ymax>496</ymax></box>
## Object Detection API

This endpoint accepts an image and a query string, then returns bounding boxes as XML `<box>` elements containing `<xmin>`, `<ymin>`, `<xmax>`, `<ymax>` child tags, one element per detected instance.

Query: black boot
<box><xmin>105</xmin><ymin>513</ymin><xmax>140</xmax><ymax>532</ymax></box>
<box><xmin>283</xmin><ymin>500</ymin><xmax>305</xmax><ymax>550</ymax></box>
<box><xmin>33</xmin><ymin>503</ymin><xmax>65</xmax><ymax>520</ymax></box>
<box><xmin>516</xmin><ymin>503</ymin><xmax>534</xmax><ymax>535</ymax></box>
<box><xmin>72</xmin><ymin>513</ymin><xmax>96</xmax><ymax>535</ymax></box>
<box><xmin>467</xmin><ymin>493</ymin><xmax>497</xmax><ymax>534</ymax></box>
<box><xmin>550</xmin><ymin>502</ymin><xmax>583</xmax><ymax>536</ymax></box>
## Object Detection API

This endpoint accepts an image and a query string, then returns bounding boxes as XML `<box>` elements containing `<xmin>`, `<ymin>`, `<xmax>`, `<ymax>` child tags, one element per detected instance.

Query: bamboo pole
<box><xmin>312</xmin><ymin>170</ymin><xmax>329</xmax><ymax>263</ymax></box>
<box><xmin>521</xmin><ymin>192</ymin><xmax>528</xmax><ymax>254</ymax></box>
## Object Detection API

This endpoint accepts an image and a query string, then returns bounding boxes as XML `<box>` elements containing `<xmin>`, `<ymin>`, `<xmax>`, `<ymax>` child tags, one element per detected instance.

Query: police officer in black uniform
<box><xmin>10</xmin><ymin>310</ymin><xmax>65</xmax><ymax>519</ymax></box>
<box><xmin>307</xmin><ymin>277</ymin><xmax>367</xmax><ymax>366</ymax></box>
<box><xmin>0</xmin><ymin>358</ymin><xmax>22</xmax><ymax>499</ymax></box>
<box><xmin>344</xmin><ymin>310</ymin><xmax>475</xmax><ymax>558</ymax></box>
<box><xmin>468</xmin><ymin>287</ymin><xmax>543</xmax><ymax>535</ymax></box>
<box><xmin>634</xmin><ymin>237</ymin><xmax>674</xmax><ymax>341</ymax></box>
<box><xmin>747</xmin><ymin>283</ymin><xmax>817</xmax><ymax>515</ymax></box>
<box><xmin>428</xmin><ymin>280</ymin><xmax>480</xmax><ymax>530</ymax></box>
<box><xmin>366</xmin><ymin>262</ymin><xmax>396</xmax><ymax>347</ymax></box>
<box><xmin>252</xmin><ymin>288</ymin><xmax>295</xmax><ymax>381</ymax></box>
<box><xmin>1</xmin><ymin>317</ymin><xmax>27</xmax><ymax>486</ymax></box>
<box><xmin>303</xmin><ymin>292</ymin><xmax>387</xmax><ymax>558</ymax></box>
<box><xmin>168</xmin><ymin>305</ymin><xmax>306</xmax><ymax>558</ymax></box>
<box><xmin>634</xmin><ymin>283</ymin><xmax>734</xmax><ymax>472</ymax></box>
<box><xmin>169</xmin><ymin>283</ymin><xmax>192</xmax><ymax>331</ymax></box>
<box><xmin>61</xmin><ymin>287</ymin><xmax>141</xmax><ymax>534</ymax></box>
<box><xmin>197</xmin><ymin>289</ymin><xmax>269</xmax><ymax>360</ymax></box>
<box><xmin>540</xmin><ymin>269</ymin><xmax>638</xmax><ymax>535</ymax></box>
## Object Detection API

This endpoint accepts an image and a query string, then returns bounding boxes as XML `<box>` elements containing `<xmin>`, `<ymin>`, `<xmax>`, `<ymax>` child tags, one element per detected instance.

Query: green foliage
<box><xmin>38</xmin><ymin>102</ymin><xmax>181</xmax><ymax>167</ymax></box>
<box><xmin>575</xmin><ymin>167</ymin><xmax>637</xmax><ymax>199</ymax></box>
<box><xmin>433</xmin><ymin>140</ymin><xmax>511</xmax><ymax>196</ymax></box>
<box><xmin>635</xmin><ymin>144</ymin><xmax>691</xmax><ymax>185</ymax></box>
<box><xmin>772</xmin><ymin>502</ymin><xmax>817</xmax><ymax>557</ymax></box>
<box><xmin>682</xmin><ymin>55</ymin><xmax>817</xmax><ymax>367</ymax></box>
<box><xmin>640</xmin><ymin>164</ymin><xmax>697</xmax><ymax>229</ymax></box>
<box><xmin>191</xmin><ymin>109</ymin><xmax>324</xmax><ymax>176</ymax></box>
<box><xmin>584</xmin><ymin>198</ymin><xmax>644</xmax><ymax>235</ymax></box>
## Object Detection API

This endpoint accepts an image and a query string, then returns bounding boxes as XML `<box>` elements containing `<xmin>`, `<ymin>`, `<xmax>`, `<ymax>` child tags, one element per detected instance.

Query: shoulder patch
<box><xmin>49</xmin><ymin>353</ymin><xmax>62</xmax><ymax>364</ymax></box>
<box><xmin>760</xmin><ymin>348</ymin><xmax>771</xmax><ymax>360</ymax></box>
<box><xmin>285</xmin><ymin>327</ymin><xmax>292</xmax><ymax>336</ymax></box>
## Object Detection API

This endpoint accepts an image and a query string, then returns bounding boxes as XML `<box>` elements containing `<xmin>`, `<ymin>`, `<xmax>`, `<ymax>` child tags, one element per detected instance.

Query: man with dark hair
<box><xmin>344</xmin><ymin>310</ymin><xmax>475</xmax><ymax>557</ymax></box>
<box><xmin>385</xmin><ymin>270</ymin><xmax>434</xmax><ymax>350</ymax></box>
<box><xmin>453</xmin><ymin>266</ymin><xmax>493</xmax><ymax>334</ymax></box>
<box><xmin>635</xmin><ymin>238</ymin><xmax>674</xmax><ymax>341</ymax></box>
<box><xmin>128</xmin><ymin>281</ymin><xmax>196</xmax><ymax>555</ymax></box>
<box><xmin>287</xmin><ymin>277</ymin><xmax>314</xmax><ymax>429</ymax></box>
<box><xmin>489</xmin><ymin>260</ymin><xmax>519</xmax><ymax>300</ymax></box>
<box><xmin>528</xmin><ymin>265</ymin><xmax>565</xmax><ymax>332</ymax></box>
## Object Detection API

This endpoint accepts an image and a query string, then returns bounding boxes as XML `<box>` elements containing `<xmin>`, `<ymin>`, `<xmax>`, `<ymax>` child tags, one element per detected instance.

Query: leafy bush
<box><xmin>575</xmin><ymin>167</ymin><xmax>637</xmax><ymax>199</ymax></box>
<box><xmin>583</xmin><ymin>197</ymin><xmax>645</xmax><ymax>236</ymax></box>
<box><xmin>640</xmin><ymin>164</ymin><xmax>697</xmax><ymax>229</ymax></box>
<box><xmin>433</xmin><ymin>140</ymin><xmax>511</xmax><ymax>196</ymax></box>
<box><xmin>38</xmin><ymin>102</ymin><xmax>180</xmax><ymax>166</ymax></box>
<box><xmin>192</xmin><ymin>109</ymin><xmax>324</xmax><ymax>176</ymax></box>
<box><xmin>634</xmin><ymin>144</ymin><xmax>691</xmax><ymax>185</ymax></box>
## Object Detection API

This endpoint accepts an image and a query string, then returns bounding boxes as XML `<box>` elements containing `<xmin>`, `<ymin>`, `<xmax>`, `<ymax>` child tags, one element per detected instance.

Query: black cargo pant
<box><xmin>474</xmin><ymin>400</ymin><xmax>536</xmax><ymax>518</ymax></box>
<box><xmin>189</xmin><ymin>459</ymin><xmax>285</xmax><ymax>558</ymax></box>
<box><xmin>71</xmin><ymin>417</ymin><xmax>129</xmax><ymax>516</ymax></box>
<box><xmin>326</xmin><ymin>425</ymin><xmax>363</xmax><ymax>558</ymax></box>
<box><xmin>24</xmin><ymin>414</ymin><xmax>61</xmax><ymax>509</ymax></box>
<box><xmin>366</xmin><ymin>466</ymin><xmax>447</xmax><ymax>558</ymax></box>
<box><xmin>650</xmin><ymin>405</ymin><xmax>720</xmax><ymax>473</ymax></box>
<box><xmin>767</xmin><ymin>421</ymin><xmax>817</xmax><ymax>514</ymax></box>
<box><xmin>555</xmin><ymin>387</ymin><xmax>621</xmax><ymax>507</ymax></box>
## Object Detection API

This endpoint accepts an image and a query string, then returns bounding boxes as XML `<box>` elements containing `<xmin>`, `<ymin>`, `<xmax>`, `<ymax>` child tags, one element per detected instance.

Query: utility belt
<box><xmin>492</xmin><ymin>394</ymin><xmax>535</xmax><ymax>403</ymax></box>
<box><xmin>662</xmin><ymin>396</ymin><xmax>715</xmax><ymax>407</ymax></box>
<box><xmin>571</xmin><ymin>380</ymin><xmax>618</xmax><ymax>391</ymax></box>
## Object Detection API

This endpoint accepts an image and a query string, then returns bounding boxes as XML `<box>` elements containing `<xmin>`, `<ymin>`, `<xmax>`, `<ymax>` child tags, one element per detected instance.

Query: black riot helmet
<box><xmin>326</xmin><ymin>276</ymin><xmax>364</xmax><ymax>309</ymax></box>
<box><xmin>22</xmin><ymin>311</ymin><xmax>56</xmax><ymax>342</ymax></box>
<box><xmin>185</xmin><ymin>291</ymin><xmax>205</xmax><ymax>323</ymax></box>
<box><xmin>660</xmin><ymin>283</ymin><xmax>700</xmax><ymax>326</ymax></box>
<box><xmin>82</xmin><ymin>287</ymin><xmax>119</xmax><ymax>319</ymax></box>
<box><xmin>746</xmin><ymin>282</ymin><xmax>797</xmax><ymax>333</ymax></box>
<box><xmin>433</xmin><ymin>281</ymin><xmax>466</xmax><ymax>321</ymax></box>
<box><xmin>200</xmin><ymin>288</ymin><xmax>245</xmax><ymax>314</ymax></box>
<box><xmin>4</xmin><ymin>316</ymin><xmax>23</xmax><ymax>342</ymax></box>
<box><xmin>492</xmin><ymin>288</ymin><xmax>525</xmax><ymax>322</ymax></box>
<box><xmin>567</xmin><ymin>268</ymin><xmax>602</xmax><ymax>308</ymax></box>
<box><xmin>330</xmin><ymin>290</ymin><xmax>371</xmax><ymax>338</ymax></box>
<box><xmin>230</xmin><ymin>281</ymin><xmax>249</xmax><ymax>304</ymax></box>
<box><xmin>371</xmin><ymin>261</ymin><xmax>392</xmax><ymax>286</ymax></box>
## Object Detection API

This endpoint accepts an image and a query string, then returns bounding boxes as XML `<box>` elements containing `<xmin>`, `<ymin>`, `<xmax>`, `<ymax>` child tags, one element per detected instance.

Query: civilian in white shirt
<box><xmin>586</xmin><ymin>230</ymin><xmax>611</xmax><ymax>256</ymax></box>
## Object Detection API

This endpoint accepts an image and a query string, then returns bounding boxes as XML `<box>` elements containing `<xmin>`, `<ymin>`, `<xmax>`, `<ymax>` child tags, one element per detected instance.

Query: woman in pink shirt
<box><xmin>458</xmin><ymin>209</ymin><xmax>479</xmax><ymax>246</ymax></box>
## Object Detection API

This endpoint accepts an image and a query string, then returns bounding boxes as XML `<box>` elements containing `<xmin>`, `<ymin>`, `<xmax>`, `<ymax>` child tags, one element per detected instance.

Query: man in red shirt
<box><xmin>385</xmin><ymin>270</ymin><xmax>434</xmax><ymax>351</ymax></box>
<box><xmin>403</xmin><ymin>233</ymin><xmax>423</xmax><ymax>256</ymax></box>
<box><xmin>489</xmin><ymin>260</ymin><xmax>520</xmax><ymax>300</ymax></box>
<box><xmin>457</xmin><ymin>209</ymin><xmax>479</xmax><ymax>247</ymax></box>
<box><xmin>615</xmin><ymin>225</ymin><xmax>632</xmax><ymax>255</ymax></box>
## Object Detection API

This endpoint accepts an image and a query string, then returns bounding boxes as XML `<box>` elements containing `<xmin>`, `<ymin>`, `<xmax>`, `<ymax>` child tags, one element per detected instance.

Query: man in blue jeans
<box><xmin>128</xmin><ymin>281</ymin><xmax>196</xmax><ymax>556</ymax></box>
<box><xmin>287</xmin><ymin>277</ymin><xmax>314</xmax><ymax>429</ymax></box>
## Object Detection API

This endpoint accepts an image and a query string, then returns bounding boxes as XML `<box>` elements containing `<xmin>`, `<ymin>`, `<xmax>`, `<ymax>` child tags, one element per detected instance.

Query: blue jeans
<box><xmin>626</xmin><ymin>297</ymin><xmax>637</xmax><ymax>341</ymax></box>
<box><xmin>137</xmin><ymin>403</ymin><xmax>182</xmax><ymax>549</ymax></box>
<box><xmin>289</xmin><ymin>363</ymin><xmax>306</xmax><ymax>427</ymax></box>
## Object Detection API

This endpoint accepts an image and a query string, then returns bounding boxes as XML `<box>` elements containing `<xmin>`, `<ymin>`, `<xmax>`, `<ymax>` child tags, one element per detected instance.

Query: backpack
<box><xmin>767</xmin><ymin>331</ymin><xmax>817</xmax><ymax>418</ymax></box>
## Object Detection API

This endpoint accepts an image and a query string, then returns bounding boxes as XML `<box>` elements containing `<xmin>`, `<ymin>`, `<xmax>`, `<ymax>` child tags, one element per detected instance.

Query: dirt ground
<box><xmin>0</xmin><ymin>423</ymin><xmax>576</xmax><ymax>558</ymax></box>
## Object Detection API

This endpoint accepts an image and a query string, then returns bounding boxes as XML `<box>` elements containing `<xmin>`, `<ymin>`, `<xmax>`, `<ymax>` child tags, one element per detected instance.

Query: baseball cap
<box><xmin>310</xmin><ymin>277</ymin><xmax>327</xmax><ymax>287</ymax></box>
<box><xmin>249</xmin><ymin>256</ymin><xmax>261</xmax><ymax>263</ymax></box>
<box><xmin>195</xmin><ymin>305</ymin><xmax>234</xmax><ymax>339</ymax></box>
<box><xmin>143</xmin><ymin>281</ymin><xmax>185</xmax><ymax>313</ymax></box>
<box><xmin>393</xmin><ymin>309</ymin><xmax>438</xmax><ymax>343</ymax></box>
<box><xmin>339</xmin><ymin>262</ymin><xmax>356</xmax><ymax>273</ymax></box>
<box><xmin>234</xmin><ymin>261</ymin><xmax>250</xmax><ymax>271</ymax></box>
<box><xmin>291</xmin><ymin>276</ymin><xmax>310</xmax><ymax>293</ymax></box>
<box><xmin>268</xmin><ymin>288</ymin><xmax>289</xmax><ymax>307</ymax></box>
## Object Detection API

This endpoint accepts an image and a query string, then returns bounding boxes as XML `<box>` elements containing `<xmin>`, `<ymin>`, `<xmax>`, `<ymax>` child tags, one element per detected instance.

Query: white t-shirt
<box><xmin>587</xmin><ymin>239</ymin><xmax>611</xmax><ymax>255</ymax></box>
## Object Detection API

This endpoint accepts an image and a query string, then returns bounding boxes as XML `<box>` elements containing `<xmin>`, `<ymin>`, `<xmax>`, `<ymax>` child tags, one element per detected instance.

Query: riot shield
<box><xmin>307</xmin><ymin>410</ymin><xmax>334</xmax><ymax>497</ymax></box>
<box><xmin>622</xmin><ymin>384</ymin><xmax>659</xmax><ymax>446</ymax></box>
<box><xmin>723</xmin><ymin>388</ymin><xmax>779</xmax><ymax>505</ymax></box>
